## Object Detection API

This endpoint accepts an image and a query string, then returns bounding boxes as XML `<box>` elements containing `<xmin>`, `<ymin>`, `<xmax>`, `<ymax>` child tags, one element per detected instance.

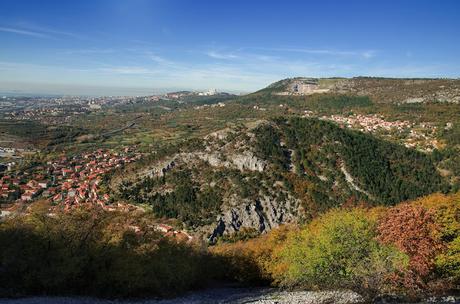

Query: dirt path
<box><xmin>1</xmin><ymin>288</ymin><xmax>458</xmax><ymax>304</ymax></box>
<box><xmin>0</xmin><ymin>288</ymin><xmax>364</xmax><ymax>304</ymax></box>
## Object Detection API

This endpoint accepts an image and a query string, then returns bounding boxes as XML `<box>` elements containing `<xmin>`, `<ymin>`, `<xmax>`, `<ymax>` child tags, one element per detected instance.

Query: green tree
<box><xmin>280</xmin><ymin>208</ymin><xmax>407</xmax><ymax>296</ymax></box>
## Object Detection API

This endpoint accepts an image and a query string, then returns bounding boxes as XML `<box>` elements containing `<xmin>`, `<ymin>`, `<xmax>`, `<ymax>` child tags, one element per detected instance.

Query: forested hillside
<box><xmin>255</xmin><ymin>117</ymin><xmax>446</xmax><ymax>205</ymax></box>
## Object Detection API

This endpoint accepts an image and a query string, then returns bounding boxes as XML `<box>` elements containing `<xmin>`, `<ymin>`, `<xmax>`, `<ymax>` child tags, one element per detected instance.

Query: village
<box><xmin>0</xmin><ymin>147</ymin><xmax>142</xmax><ymax>214</ymax></box>
<box><xmin>0</xmin><ymin>146</ymin><xmax>193</xmax><ymax>241</ymax></box>
<box><xmin>303</xmin><ymin>111</ymin><xmax>441</xmax><ymax>152</ymax></box>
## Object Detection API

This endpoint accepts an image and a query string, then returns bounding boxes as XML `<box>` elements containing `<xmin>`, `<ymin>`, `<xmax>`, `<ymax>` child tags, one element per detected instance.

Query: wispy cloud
<box><xmin>0</xmin><ymin>61</ymin><xmax>53</xmax><ymax>70</ymax></box>
<box><xmin>148</xmin><ymin>53</ymin><xmax>173</xmax><ymax>65</ymax></box>
<box><xmin>206</xmin><ymin>51</ymin><xmax>239</xmax><ymax>60</ymax></box>
<box><xmin>244</xmin><ymin>47</ymin><xmax>377</xmax><ymax>59</ymax></box>
<box><xmin>96</xmin><ymin>66</ymin><xmax>159</xmax><ymax>75</ymax></box>
<box><xmin>202</xmin><ymin>47</ymin><xmax>377</xmax><ymax>65</ymax></box>
<box><xmin>14</xmin><ymin>21</ymin><xmax>84</xmax><ymax>39</ymax></box>
<box><xmin>362</xmin><ymin>50</ymin><xmax>377</xmax><ymax>59</ymax></box>
<box><xmin>60</xmin><ymin>48</ymin><xmax>116</xmax><ymax>55</ymax></box>
<box><xmin>0</xmin><ymin>23</ymin><xmax>83</xmax><ymax>40</ymax></box>
<box><xmin>0</xmin><ymin>26</ymin><xmax>49</xmax><ymax>38</ymax></box>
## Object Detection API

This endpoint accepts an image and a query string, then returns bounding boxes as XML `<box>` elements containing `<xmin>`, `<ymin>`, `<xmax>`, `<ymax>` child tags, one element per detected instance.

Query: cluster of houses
<box><xmin>0</xmin><ymin>176</ymin><xmax>21</xmax><ymax>201</ymax></box>
<box><xmin>4</xmin><ymin>108</ymin><xmax>89</xmax><ymax>125</ymax></box>
<box><xmin>1</xmin><ymin>96</ymin><xmax>145</xmax><ymax>125</ymax></box>
<box><xmin>0</xmin><ymin>147</ymin><xmax>143</xmax><ymax>215</ymax></box>
<box><xmin>193</xmin><ymin>102</ymin><xmax>226</xmax><ymax>110</ymax></box>
<box><xmin>0</xmin><ymin>147</ymin><xmax>195</xmax><ymax>242</ymax></box>
<box><xmin>48</xmin><ymin>148</ymin><xmax>142</xmax><ymax>211</ymax></box>
<box><xmin>314</xmin><ymin>113</ymin><xmax>440</xmax><ymax>151</ymax></box>
<box><xmin>252</xmin><ymin>105</ymin><xmax>267</xmax><ymax>111</ymax></box>
<box><xmin>321</xmin><ymin>114</ymin><xmax>413</xmax><ymax>132</ymax></box>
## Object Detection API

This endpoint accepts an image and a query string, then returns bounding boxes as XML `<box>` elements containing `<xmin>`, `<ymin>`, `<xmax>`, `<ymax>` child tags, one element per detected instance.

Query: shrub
<box><xmin>279</xmin><ymin>209</ymin><xmax>407</xmax><ymax>295</ymax></box>
<box><xmin>377</xmin><ymin>203</ymin><xmax>444</xmax><ymax>293</ymax></box>
<box><xmin>415</xmin><ymin>192</ymin><xmax>460</xmax><ymax>242</ymax></box>
<box><xmin>436</xmin><ymin>236</ymin><xmax>460</xmax><ymax>287</ymax></box>
<box><xmin>414</xmin><ymin>192</ymin><xmax>460</xmax><ymax>289</ymax></box>
<box><xmin>211</xmin><ymin>225</ymin><xmax>292</xmax><ymax>285</ymax></box>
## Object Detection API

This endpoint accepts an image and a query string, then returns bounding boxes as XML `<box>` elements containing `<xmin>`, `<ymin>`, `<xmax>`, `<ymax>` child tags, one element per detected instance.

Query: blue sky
<box><xmin>0</xmin><ymin>0</ymin><xmax>459</xmax><ymax>95</ymax></box>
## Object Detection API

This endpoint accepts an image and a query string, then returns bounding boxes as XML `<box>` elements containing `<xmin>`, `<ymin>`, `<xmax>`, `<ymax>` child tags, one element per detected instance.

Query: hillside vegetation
<box><xmin>259</xmin><ymin>117</ymin><xmax>445</xmax><ymax>205</ymax></box>
<box><xmin>115</xmin><ymin>116</ymin><xmax>447</xmax><ymax>241</ymax></box>
<box><xmin>0</xmin><ymin>207</ymin><xmax>217</xmax><ymax>298</ymax></box>
<box><xmin>2</xmin><ymin>192</ymin><xmax>458</xmax><ymax>300</ymax></box>
<box><xmin>212</xmin><ymin>192</ymin><xmax>460</xmax><ymax>300</ymax></box>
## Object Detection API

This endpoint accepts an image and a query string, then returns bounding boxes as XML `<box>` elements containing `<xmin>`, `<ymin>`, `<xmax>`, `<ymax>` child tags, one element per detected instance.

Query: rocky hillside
<box><xmin>259</xmin><ymin>77</ymin><xmax>460</xmax><ymax>104</ymax></box>
<box><xmin>111</xmin><ymin>116</ymin><xmax>446</xmax><ymax>241</ymax></box>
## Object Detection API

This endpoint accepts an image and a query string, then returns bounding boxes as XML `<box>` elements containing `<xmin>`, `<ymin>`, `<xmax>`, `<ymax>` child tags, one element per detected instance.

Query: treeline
<box><xmin>212</xmin><ymin>192</ymin><xmax>460</xmax><ymax>301</ymax></box>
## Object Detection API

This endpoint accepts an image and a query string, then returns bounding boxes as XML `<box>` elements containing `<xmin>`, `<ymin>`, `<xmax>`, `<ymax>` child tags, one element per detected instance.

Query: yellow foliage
<box><xmin>412</xmin><ymin>192</ymin><xmax>460</xmax><ymax>240</ymax></box>
<box><xmin>211</xmin><ymin>225</ymin><xmax>294</xmax><ymax>284</ymax></box>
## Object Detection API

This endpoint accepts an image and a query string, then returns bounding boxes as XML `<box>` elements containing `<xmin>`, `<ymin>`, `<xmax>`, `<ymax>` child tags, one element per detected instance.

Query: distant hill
<box><xmin>162</xmin><ymin>90</ymin><xmax>237</xmax><ymax>106</ymax></box>
<box><xmin>255</xmin><ymin>77</ymin><xmax>460</xmax><ymax>104</ymax></box>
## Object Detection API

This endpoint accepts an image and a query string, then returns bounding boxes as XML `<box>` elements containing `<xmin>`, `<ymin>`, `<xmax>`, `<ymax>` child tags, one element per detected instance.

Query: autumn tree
<box><xmin>377</xmin><ymin>203</ymin><xmax>444</xmax><ymax>292</ymax></box>
<box><xmin>280</xmin><ymin>208</ymin><xmax>407</xmax><ymax>296</ymax></box>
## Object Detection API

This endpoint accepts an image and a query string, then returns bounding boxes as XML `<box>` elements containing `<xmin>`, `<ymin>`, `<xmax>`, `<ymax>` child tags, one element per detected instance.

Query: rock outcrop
<box><xmin>144</xmin><ymin>151</ymin><xmax>267</xmax><ymax>178</ymax></box>
<box><xmin>209</xmin><ymin>193</ymin><xmax>299</xmax><ymax>241</ymax></box>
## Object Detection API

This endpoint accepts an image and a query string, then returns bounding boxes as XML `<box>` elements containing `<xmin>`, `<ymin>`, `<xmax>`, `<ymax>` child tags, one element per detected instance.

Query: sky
<box><xmin>0</xmin><ymin>0</ymin><xmax>459</xmax><ymax>96</ymax></box>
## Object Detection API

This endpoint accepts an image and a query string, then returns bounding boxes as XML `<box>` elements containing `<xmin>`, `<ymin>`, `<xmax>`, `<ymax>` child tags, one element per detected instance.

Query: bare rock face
<box><xmin>142</xmin><ymin>150</ymin><xmax>267</xmax><ymax>180</ymax></box>
<box><xmin>188</xmin><ymin>152</ymin><xmax>224</xmax><ymax>167</ymax></box>
<box><xmin>229</xmin><ymin>152</ymin><xmax>267</xmax><ymax>172</ymax></box>
<box><xmin>182</xmin><ymin>152</ymin><xmax>268</xmax><ymax>172</ymax></box>
<box><xmin>209</xmin><ymin>194</ymin><xmax>299</xmax><ymax>241</ymax></box>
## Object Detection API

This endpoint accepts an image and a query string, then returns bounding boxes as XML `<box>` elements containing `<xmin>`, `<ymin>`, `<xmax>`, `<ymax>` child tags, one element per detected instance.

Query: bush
<box><xmin>279</xmin><ymin>209</ymin><xmax>407</xmax><ymax>295</ymax></box>
<box><xmin>414</xmin><ymin>192</ymin><xmax>460</xmax><ymax>289</ymax></box>
<box><xmin>436</xmin><ymin>236</ymin><xmax>460</xmax><ymax>287</ymax></box>
<box><xmin>415</xmin><ymin>192</ymin><xmax>460</xmax><ymax>242</ymax></box>
<box><xmin>211</xmin><ymin>225</ymin><xmax>292</xmax><ymax>285</ymax></box>
<box><xmin>377</xmin><ymin>203</ymin><xmax>444</xmax><ymax>293</ymax></box>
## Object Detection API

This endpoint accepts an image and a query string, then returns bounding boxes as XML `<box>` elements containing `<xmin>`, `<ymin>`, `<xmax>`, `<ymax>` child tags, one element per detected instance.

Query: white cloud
<box><xmin>13</xmin><ymin>22</ymin><xmax>84</xmax><ymax>39</ymax></box>
<box><xmin>0</xmin><ymin>26</ymin><xmax>49</xmax><ymax>38</ymax></box>
<box><xmin>362</xmin><ymin>50</ymin><xmax>377</xmax><ymax>59</ymax></box>
<box><xmin>206</xmin><ymin>51</ymin><xmax>239</xmax><ymax>60</ymax></box>
<box><xmin>148</xmin><ymin>53</ymin><xmax>173</xmax><ymax>65</ymax></box>
<box><xmin>244</xmin><ymin>47</ymin><xmax>377</xmax><ymax>59</ymax></box>
<box><xmin>60</xmin><ymin>48</ymin><xmax>116</xmax><ymax>55</ymax></box>
<box><xmin>0</xmin><ymin>23</ymin><xmax>84</xmax><ymax>40</ymax></box>
<box><xmin>96</xmin><ymin>66</ymin><xmax>158</xmax><ymax>75</ymax></box>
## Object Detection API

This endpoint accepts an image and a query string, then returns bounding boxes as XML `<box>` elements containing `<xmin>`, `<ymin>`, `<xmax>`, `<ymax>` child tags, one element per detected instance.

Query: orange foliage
<box><xmin>378</xmin><ymin>203</ymin><xmax>444</xmax><ymax>291</ymax></box>
<box><xmin>284</xmin><ymin>172</ymin><xmax>318</xmax><ymax>218</ymax></box>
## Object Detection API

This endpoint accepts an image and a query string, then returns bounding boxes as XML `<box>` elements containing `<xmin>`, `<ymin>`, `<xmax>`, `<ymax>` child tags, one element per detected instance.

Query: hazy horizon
<box><xmin>2</xmin><ymin>76</ymin><xmax>460</xmax><ymax>97</ymax></box>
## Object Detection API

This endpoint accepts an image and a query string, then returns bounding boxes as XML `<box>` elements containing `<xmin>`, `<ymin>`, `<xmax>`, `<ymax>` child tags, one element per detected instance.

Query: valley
<box><xmin>1</xmin><ymin>77</ymin><xmax>460</xmax><ymax>302</ymax></box>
